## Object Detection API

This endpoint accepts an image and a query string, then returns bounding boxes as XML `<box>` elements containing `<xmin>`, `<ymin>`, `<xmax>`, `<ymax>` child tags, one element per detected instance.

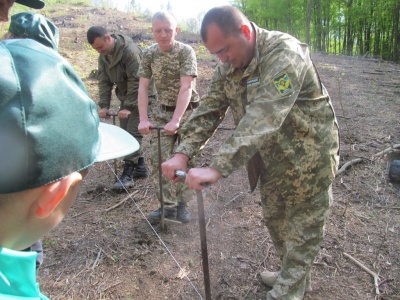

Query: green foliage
<box><xmin>42</xmin><ymin>0</ymin><xmax>91</xmax><ymax>4</ymax></box>
<box><xmin>195</xmin><ymin>44</ymin><xmax>213</xmax><ymax>61</ymax></box>
<box><xmin>234</xmin><ymin>0</ymin><xmax>400</xmax><ymax>61</ymax></box>
<box><xmin>43</xmin><ymin>239</ymin><xmax>57</xmax><ymax>247</ymax></box>
<box><xmin>188</xmin><ymin>258</ymin><xmax>194</xmax><ymax>268</ymax></box>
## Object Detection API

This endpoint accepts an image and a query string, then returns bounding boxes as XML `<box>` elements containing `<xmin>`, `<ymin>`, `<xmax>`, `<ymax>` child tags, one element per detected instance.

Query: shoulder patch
<box><xmin>247</xmin><ymin>77</ymin><xmax>260</xmax><ymax>86</ymax></box>
<box><xmin>273</xmin><ymin>73</ymin><xmax>293</xmax><ymax>96</ymax></box>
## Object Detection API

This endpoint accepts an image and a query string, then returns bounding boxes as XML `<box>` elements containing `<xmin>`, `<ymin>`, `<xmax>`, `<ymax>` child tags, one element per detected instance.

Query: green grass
<box><xmin>41</xmin><ymin>0</ymin><xmax>91</xmax><ymax>5</ymax></box>
<box><xmin>195</xmin><ymin>44</ymin><xmax>213</xmax><ymax>61</ymax></box>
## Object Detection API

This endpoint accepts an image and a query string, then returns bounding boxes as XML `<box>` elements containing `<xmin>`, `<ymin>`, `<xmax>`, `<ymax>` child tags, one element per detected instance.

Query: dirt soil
<box><xmin>37</xmin><ymin>3</ymin><xmax>400</xmax><ymax>300</ymax></box>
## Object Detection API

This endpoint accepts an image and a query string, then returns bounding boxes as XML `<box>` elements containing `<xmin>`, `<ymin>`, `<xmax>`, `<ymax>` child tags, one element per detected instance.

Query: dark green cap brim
<box><xmin>0</xmin><ymin>39</ymin><xmax>139</xmax><ymax>194</ymax></box>
<box><xmin>9</xmin><ymin>12</ymin><xmax>59</xmax><ymax>51</ymax></box>
<box><xmin>15</xmin><ymin>0</ymin><xmax>45</xmax><ymax>9</ymax></box>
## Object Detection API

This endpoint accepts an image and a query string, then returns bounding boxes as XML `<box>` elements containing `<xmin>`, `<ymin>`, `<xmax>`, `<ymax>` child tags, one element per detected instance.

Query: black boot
<box><xmin>148</xmin><ymin>207</ymin><xmax>177</xmax><ymax>220</ymax></box>
<box><xmin>112</xmin><ymin>162</ymin><xmax>135</xmax><ymax>191</ymax></box>
<box><xmin>177</xmin><ymin>203</ymin><xmax>190</xmax><ymax>223</ymax></box>
<box><xmin>131</xmin><ymin>157</ymin><xmax>148</xmax><ymax>179</ymax></box>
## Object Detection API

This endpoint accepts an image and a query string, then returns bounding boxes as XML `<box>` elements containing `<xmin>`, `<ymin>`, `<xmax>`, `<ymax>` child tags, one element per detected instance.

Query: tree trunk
<box><xmin>306</xmin><ymin>0</ymin><xmax>313</xmax><ymax>46</ymax></box>
<box><xmin>394</xmin><ymin>1</ymin><xmax>400</xmax><ymax>61</ymax></box>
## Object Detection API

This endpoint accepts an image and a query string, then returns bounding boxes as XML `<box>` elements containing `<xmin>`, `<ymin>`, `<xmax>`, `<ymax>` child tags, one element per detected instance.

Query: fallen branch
<box><xmin>372</xmin><ymin>143</ymin><xmax>400</xmax><ymax>159</ymax></box>
<box><xmin>336</xmin><ymin>144</ymin><xmax>400</xmax><ymax>176</ymax></box>
<box><xmin>336</xmin><ymin>158</ymin><xmax>364</xmax><ymax>175</ymax></box>
<box><xmin>105</xmin><ymin>190</ymin><xmax>139</xmax><ymax>212</ymax></box>
<box><xmin>71</xmin><ymin>210</ymin><xmax>90</xmax><ymax>218</ymax></box>
<box><xmin>91</xmin><ymin>247</ymin><xmax>102</xmax><ymax>270</ymax></box>
<box><xmin>206</xmin><ymin>217</ymin><xmax>211</xmax><ymax>229</ymax></box>
<box><xmin>343</xmin><ymin>252</ymin><xmax>380</xmax><ymax>297</ymax></box>
<box><xmin>100</xmin><ymin>280</ymin><xmax>122</xmax><ymax>293</ymax></box>
<box><xmin>374</xmin><ymin>205</ymin><xmax>400</xmax><ymax>210</ymax></box>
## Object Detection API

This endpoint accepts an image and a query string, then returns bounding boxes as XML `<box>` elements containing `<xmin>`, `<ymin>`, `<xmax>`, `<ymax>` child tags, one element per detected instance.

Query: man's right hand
<box><xmin>138</xmin><ymin>120</ymin><xmax>153</xmax><ymax>135</ymax></box>
<box><xmin>98</xmin><ymin>107</ymin><xmax>110</xmax><ymax>119</ymax></box>
<box><xmin>162</xmin><ymin>154</ymin><xmax>190</xmax><ymax>183</ymax></box>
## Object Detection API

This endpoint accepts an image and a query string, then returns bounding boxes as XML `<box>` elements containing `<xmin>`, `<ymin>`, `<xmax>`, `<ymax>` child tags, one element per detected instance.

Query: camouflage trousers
<box><xmin>260</xmin><ymin>172</ymin><xmax>332</xmax><ymax>300</ymax></box>
<box><xmin>150</xmin><ymin>103</ymin><xmax>195</xmax><ymax>209</ymax></box>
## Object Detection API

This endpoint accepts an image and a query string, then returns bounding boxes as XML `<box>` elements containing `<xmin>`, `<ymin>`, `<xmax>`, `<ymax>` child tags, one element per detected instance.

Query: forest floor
<box><xmin>30</xmin><ymin>3</ymin><xmax>400</xmax><ymax>300</ymax></box>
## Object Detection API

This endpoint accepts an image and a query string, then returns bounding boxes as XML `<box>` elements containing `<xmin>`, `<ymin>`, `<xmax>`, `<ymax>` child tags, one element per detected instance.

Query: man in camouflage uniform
<box><xmin>87</xmin><ymin>26</ymin><xmax>155</xmax><ymax>191</ymax></box>
<box><xmin>138</xmin><ymin>11</ymin><xmax>199</xmax><ymax>223</ymax></box>
<box><xmin>162</xmin><ymin>6</ymin><xmax>340</xmax><ymax>300</ymax></box>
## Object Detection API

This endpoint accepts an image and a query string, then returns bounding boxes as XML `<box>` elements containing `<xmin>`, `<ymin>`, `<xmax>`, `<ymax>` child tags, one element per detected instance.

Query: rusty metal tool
<box><xmin>107</xmin><ymin>111</ymin><xmax>118</xmax><ymax>175</ymax></box>
<box><xmin>150</xmin><ymin>125</ymin><xmax>183</xmax><ymax>230</ymax></box>
<box><xmin>175</xmin><ymin>170</ymin><xmax>211</xmax><ymax>300</ymax></box>
<box><xmin>150</xmin><ymin>125</ymin><xmax>166</xmax><ymax>230</ymax></box>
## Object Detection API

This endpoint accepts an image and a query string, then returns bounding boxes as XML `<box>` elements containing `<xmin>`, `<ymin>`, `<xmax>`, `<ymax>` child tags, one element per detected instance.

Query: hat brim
<box><xmin>15</xmin><ymin>0</ymin><xmax>45</xmax><ymax>9</ymax></box>
<box><xmin>96</xmin><ymin>123</ymin><xmax>139</xmax><ymax>162</ymax></box>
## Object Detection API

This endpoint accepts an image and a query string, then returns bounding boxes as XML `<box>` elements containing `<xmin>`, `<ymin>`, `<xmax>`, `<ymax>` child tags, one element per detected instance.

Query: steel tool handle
<box><xmin>174</xmin><ymin>170</ymin><xmax>211</xmax><ymax>300</ymax></box>
<box><xmin>174</xmin><ymin>170</ymin><xmax>210</xmax><ymax>187</ymax></box>
<box><xmin>106</xmin><ymin>111</ymin><xmax>118</xmax><ymax>117</ymax></box>
<box><xmin>105</xmin><ymin>111</ymin><xmax>118</xmax><ymax>174</ymax></box>
<box><xmin>149</xmin><ymin>125</ymin><xmax>164</xmax><ymax>130</ymax></box>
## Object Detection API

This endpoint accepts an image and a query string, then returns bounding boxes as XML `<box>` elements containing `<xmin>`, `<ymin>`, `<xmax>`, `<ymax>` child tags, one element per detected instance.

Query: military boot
<box><xmin>260</xmin><ymin>270</ymin><xmax>312</xmax><ymax>292</ymax></box>
<box><xmin>177</xmin><ymin>203</ymin><xmax>190</xmax><ymax>223</ymax></box>
<box><xmin>112</xmin><ymin>162</ymin><xmax>135</xmax><ymax>191</ymax></box>
<box><xmin>260</xmin><ymin>271</ymin><xmax>279</xmax><ymax>287</ymax></box>
<box><xmin>131</xmin><ymin>157</ymin><xmax>148</xmax><ymax>179</ymax></box>
<box><xmin>148</xmin><ymin>207</ymin><xmax>177</xmax><ymax>220</ymax></box>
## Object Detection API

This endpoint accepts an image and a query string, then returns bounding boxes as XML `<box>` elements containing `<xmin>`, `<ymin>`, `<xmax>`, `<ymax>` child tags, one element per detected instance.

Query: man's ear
<box><xmin>240</xmin><ymin>25</ymin><xmax>251</xmax><ymax>40</ymax></box>
<box><xmin>105</xmin><ymin>34</ymin><xmax>113</xmax><ymax>43</ymax></box>
<box><xmin>35</xmin><ymin>172</ymin><xmax>82</xmax><ymax>219</ymax></box>
<box><xmin>175</xmin><ymin>26</ymin><xmax>180</xmax><ymax>34</ymax></box>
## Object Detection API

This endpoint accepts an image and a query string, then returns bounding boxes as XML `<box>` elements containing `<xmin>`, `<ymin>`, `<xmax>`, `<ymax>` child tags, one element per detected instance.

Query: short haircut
<box><xmin>152</xmin><ymin>11</ymin><xmax>177</xmax><ymax>28</ymax></box>
<box><xmin>87</xmin><ymin>26</ymin><xmax>108</xmax><ymax>44</ymax></box>
<box><xmin>200</xmin><ymin>6</ymin><xmax>245</xmax><ymax>43</ymax></box>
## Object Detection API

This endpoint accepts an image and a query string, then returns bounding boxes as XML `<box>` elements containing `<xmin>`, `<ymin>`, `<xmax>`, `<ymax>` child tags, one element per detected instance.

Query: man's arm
<box><xmin>163</xmin><ymin>75</ymin><xmax>194</xmax><ymax>135</ymax></box>
<box><xmin>162</xmin><ymin>154</ymin><xmax>222</xmax><ymax>190</ymax></box>
<box><xmin>119</xmin><ymin>45</ymin><xmax>141</xmax><ymax>119</ymax></box>
<box><xmin>97</xmin><ymin>56</ymin><xmax>113</xmax><ymax>110</ymax></box>
<box><xmin>123</xmin><ymin>46</ymin><xmax>141</xmax><ymax>110</ymax></box>
<box><xmin>138</xmin><ymin>77</ymin><xmax>152</xmax><ymax>135</ymax></box>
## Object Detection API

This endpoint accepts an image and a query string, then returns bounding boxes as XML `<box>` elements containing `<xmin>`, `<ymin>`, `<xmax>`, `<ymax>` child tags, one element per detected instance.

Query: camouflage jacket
<box><xmin>97</xmin><ymin>34</ymin><xmax>143</xmax><ymax>110</ymax></box>
<box><xmin>177</xmin><ymin>23</ymin><xmax>340</xmax><ymax>192</ymax></box>
<box><xmin>138</xmin><ymin>41</ymin><xmax>199</xmax><ymax>107</ymax></box>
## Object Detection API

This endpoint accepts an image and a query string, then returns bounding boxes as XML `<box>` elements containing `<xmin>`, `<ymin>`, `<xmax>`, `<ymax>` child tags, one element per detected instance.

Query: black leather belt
<box><xmin>161</xmin><ymin>102</ymin><xmax>199</xmax><ymax>112</ymax></box>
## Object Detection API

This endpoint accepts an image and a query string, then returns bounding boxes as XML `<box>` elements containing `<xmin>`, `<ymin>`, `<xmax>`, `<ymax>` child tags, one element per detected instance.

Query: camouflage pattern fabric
<box><xmin>139</xmin><ymin>41</ymin><xmax>199</xmax><ymax>106</ymax></box>
<box><xmin>176</xmin><ymin>23</ymin><xmax>340</xmax><ymax>299</ymax></box>
<box><xmin>139</xmin><ymin>41</ymin><xmax>199</xmax><ymax>208</ymax></box>
<box><xmin>150</xmin><ymin>103</ymin><xmax>195</xmax><ymax>208</ymax></box>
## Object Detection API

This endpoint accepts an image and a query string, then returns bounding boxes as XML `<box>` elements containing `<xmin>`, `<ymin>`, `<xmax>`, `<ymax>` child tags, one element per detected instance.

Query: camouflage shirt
<box><xmin>177</xmin><ymin>23</ymin><xmax>340</xmax><ymax>192</ymax></box>
<box><xmin>138</xmin><ymin>41</ymin><xmax>199</xmax><ymax>106</ymax></box>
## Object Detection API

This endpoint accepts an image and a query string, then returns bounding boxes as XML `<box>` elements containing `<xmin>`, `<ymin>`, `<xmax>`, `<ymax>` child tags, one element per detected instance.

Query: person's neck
<box><xmin>159</xmin><ymin>41</ymin><xmax>174</xmax><ymax>52</ymax></box>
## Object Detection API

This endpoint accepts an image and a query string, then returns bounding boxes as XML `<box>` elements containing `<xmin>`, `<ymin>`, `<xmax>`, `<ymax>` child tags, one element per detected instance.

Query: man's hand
<box><xmin>162</xmin><ymin>154</ymin><xmax>190</xmax><ymax>183</ymax></box>
<box><xmin>138</xmin><ymin>120</ymin><xmax>153</xmax><ymax>135</ymax></box>
<box><xmin>118</xmin><ymin>109</ymin><xmax>131</xmax><ymax>119</ymax></box>
<box><xmin>164</xmin><ymin>120</ymin><xmax>180</xmax><ymax>135</ymax></box>
<box><xmin>185</xmin><ymin>167</ymin><xmax>222</xmax><ymax>190</ymax></box>
<box><xmin>98</xmin><ymin>107</ymin><xmax>110</xmax><ymax>119</ymax></box>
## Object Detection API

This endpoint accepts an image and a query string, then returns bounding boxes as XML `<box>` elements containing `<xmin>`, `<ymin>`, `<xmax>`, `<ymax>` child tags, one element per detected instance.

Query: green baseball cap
<box><xmin>15</xmin><ymin>0</ymin><xmax>45</xmax><ymax>9</ymax></box>
<box><xmin>0</xmin><ymin>39</ymin><xmax>139</xmax><ymax>194</ymax></box>
<box><xmin>9</xmin><ymin>12</ymin><xmax>59</xmax><ymax>51</ymax></box>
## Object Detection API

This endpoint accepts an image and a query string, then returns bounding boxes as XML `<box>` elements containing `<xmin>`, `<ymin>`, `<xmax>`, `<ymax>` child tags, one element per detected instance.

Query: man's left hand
<box><xmin>164</xmin><ymin>120</ymin><xmax>179</xmax><ymax>135</ymax></box>
<box><xmin>185</xmin><ymin>167</ymin><xmax>222</xmax><ymax>190</ymax></box>
<box><xmin>118</xmin><ymin>109</ymin><xmax>131</xmax><ymax>119</ymax></box>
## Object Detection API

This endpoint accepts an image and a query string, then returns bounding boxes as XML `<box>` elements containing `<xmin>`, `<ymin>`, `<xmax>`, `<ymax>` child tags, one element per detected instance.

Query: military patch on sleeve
<box><xmin>273</xmin><ymin>73</ymin><xmax>293</xmax><ymax>96</ymax></box>
<box><xmin>247</xmin><ymin>77</ymin><xmax>260</xmax><ymax>86</ymax></box>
